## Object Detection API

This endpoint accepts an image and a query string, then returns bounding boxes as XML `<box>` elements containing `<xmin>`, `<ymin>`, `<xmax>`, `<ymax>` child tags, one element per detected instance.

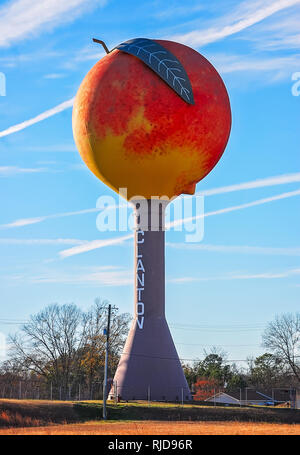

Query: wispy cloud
<box><xmin>153</xmin><ymin>3</ymin><xmax>206</xmax><ymax>20</ymax></box>
<box><xmin>198</xmin><ymin>173</ymin><xmax>300</xmax><ymax>196</ymax></box>
<box><xmin>208</xmin><ymin>53</ymin><xmax>300</xmax><ymax>79</ymax></box>
<box><xmin>0</xmin><ymin>238</ymin><xmax>87</xmax><ymax>246</ymax></box>
<box><xmin>241</xmin><ymin>7</ymin><xmax>300</xmax><ymax>51</ymax></box>
<box><xmin>2</xmin><ymin>237</ymin><xmax>299</xmax><ymax>258</ymax></box>
<box><xmin>5</xmin><ymin>264</ymin><xmax>300</xmax><ymax>287</ymax></box>
<box><xmin>20</xmin><ymin>144</ymin><xmax>77</xmax><ymax>153</ymax></box>
<box><xmin>0</xmin><ymin>50</ymin><xmax>63</xmax><ymax>68</ymax></box>
<box><xmin>0</xmin><ymin>97</ymin><xmax>74</xmax><ymax>138</ymax></box>
<box><xmin>1</xmin><ymin>1</ymin><xmax>298</xmax><ymax>139</ymax></box>
<box><xmin>167</xmin><ymin>243</ymin><xmax>300</xmax><ymax>256</ymax></box>
<box><xmin>20</xmin><ymin>266</ymin><xmax>132</xmax><ymax>286</ymax></box>
<box><xmin>169</xmin><ymin>267</ymin><xmax>300</xmax><ymax>283</ymax></box>
<box><xmin>59</xmin><ymin>234</ymin><xmax>133</xmax><ymax>258</ymax></box>
<box><xmin>43</xmin><ymin>73</ymin><xmax>66</xmax><ymax>79</ymax></box>
<box><xmin>170</xmin><ymin>0</ymin><xmax>300</xmax><ymax>47</ymax></box>
<box><xmin>168</xmin><ymin>188</ymin><xmax>300</xmax><ymax>229</ymax></box>
<box><xmin>0</xmin><ymin>166</ymin><xmax>46</xmax><ymax>176</ymax></box>
<box><xmin>0</xmin><ymin>207</ymin><xmax>99</xmax><ymax>229</ymax></box>
<box><xmin>58</xmin><ymin>188</ymin><xmax>300</xmax><ymax>258</ymax></box>
<box><xmin>1</xmin><ymin>172</ymin><xmax>299</xmax><ymax>229</ymax></box>
<box><xmin>70</xmin><ymin>46</ymin><xmax>105</xmax><ymax>62</ymax></box>
<box><xmin>0</xmin><ymin>0</ymin><xmax>103</xmax><ymax>48</ymax></box>
<box><xmin>1</xmin><ymin>217</ymin><xmax>47</xmax><ymax>228</ymax></box>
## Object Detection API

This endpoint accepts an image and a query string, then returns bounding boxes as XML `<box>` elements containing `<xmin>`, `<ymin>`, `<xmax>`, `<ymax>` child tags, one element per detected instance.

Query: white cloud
<box><xmin>208</xmin><ymin>53</ymin><xmax>300</xmax><ymax>78</ymax></box>
<box><xmin>59</xmin><ymin>234</ymin><xmax>133</xmax><ymax>258</ymax></box>
<box><xmin>241</xmin><ymin>8</ymin><xmax>300</xmax><ymax>51</ymax></box>
<box><xmin>168</xmin><ymin>188</ymin><xmax>300</xmax><ymax>229</ymax></box>
<box><xmin>1</xmin><ymin>172</ymin><xmax>299</xmax><ymax>230</ymax></box>
<box><xmin>58</xmin><ymin>188</ymin><xmax>300</xmax><ymax>258</ymax></box>
<box><xmin>0</xmin><ymin>166</ymin><xmax>46</xmax><ymax>176</ymax></box>
<box><xmin>0</xmin><ymin>50</ymin><xmax>63</xmax><ymax>67</ymax></box>
<box><xmin>170</xmin><ymin>0</ymin><xmax>300</xmax><ymax>47</ymax></box>
<box><xmin>0</xmin><ymin>207</ymin><xmax>99</xmax><ymax>229</ymax></box>
<box><xmin>167</xmin><ymin>243</ymin><xmax>300</xmax><ymax>256</ymax></box>
<box><xmin>71</xmin><ymin>46</ymin><xmax>105</xmax><ymax>62</ymax></box>
<box><xmin>169</xmin><ymin>267</ymin><xmax>300</xmax><ymax>283</ymax></box>
<box><xmin>199</xmin><ymin>173</ymin><xmax>300</xmax><ymax>196</ymax></box>
<box><xmin>21</xmin><ymin>144</ymin><xmax>77</xmax><ymax>153</ymax></box>
<box><xmin>0</xmin><ymin>97</ymin><xmax>74</xmax><ymax>138</ymax></box>
<box><xmin>1</xmin><ymin>1</ymin><xmax>298</xmax><ymax>139</ymax></box>
<box><xmin>1</xmin><ymin>217</ymin><xmax>47</xmax><ymax>228</ymax></box>
<box><xmin>43</xmin><ymin>73</ymin><xmax>66</xmax><ymax>79</ymax></box>
<box><xmin>0</xmin><ymin>0</ymin><xmax>104</xmax><ymax>48</ymax></box>
<box><xmin>153</xmin><ymin>3</ymin><xmax>206</xmax><ymax>20</ymax></box>
<box><xmin>27</xmin><ymin>266</ymin><xmax>132</xmax><ymax>286</ymax></box>
<box><xmin>0</xmin><ymin>238</ymin><xmax>87</xmax><ymax>246</ymax></box>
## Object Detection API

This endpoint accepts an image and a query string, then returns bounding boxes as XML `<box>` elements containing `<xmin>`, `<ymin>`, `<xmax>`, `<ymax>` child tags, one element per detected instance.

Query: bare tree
<box><xmin>262</xmin><ymin>313</ymin><xmax>300</xmax><ymax>384</ymax></box>
<box><xmin>8</xmin><ymin>300</ymin><xmax>131</xmax><ymax>398</ymax></box>
<box><xmin>78</xmin><ymin>299</ymin><xmax>131</xmax><ymax>395</ymax></box>
<box><xmin>9</xmin><ymin>304</ymin><xmax>86</xmax><ymax>394</ymax></box>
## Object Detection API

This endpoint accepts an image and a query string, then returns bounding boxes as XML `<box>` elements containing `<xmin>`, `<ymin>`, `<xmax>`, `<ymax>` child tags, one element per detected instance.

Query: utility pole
<box><xmin>103</xmin><ymin>304</ymin><xmax>118</xmax><ymax>420</ymax></box>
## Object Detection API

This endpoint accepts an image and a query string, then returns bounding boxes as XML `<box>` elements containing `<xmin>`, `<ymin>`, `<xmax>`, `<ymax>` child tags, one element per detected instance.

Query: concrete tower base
<box><xmin>112</xmin><ymin>315</ymin><xmax>191</xmax><ymax>401</ymax></box>
<box><xmin>110</xmin><ymin>199</ymin><xmax>191</xmax><ymax>401</ymax></box>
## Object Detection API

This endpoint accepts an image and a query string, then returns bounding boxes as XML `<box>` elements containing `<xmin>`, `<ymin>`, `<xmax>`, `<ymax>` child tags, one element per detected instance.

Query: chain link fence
<box><xmin>0</xmin><ymin>379</ymin><xmax>105</xmax><ymax>401</ymax></box>
<box><xmin>0</xmin><ymin>379</ymin><xmax>297</xmax><ymax>408</ymax></box>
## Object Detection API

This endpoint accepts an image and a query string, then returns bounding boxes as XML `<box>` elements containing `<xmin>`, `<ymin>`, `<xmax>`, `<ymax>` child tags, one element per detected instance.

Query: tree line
<box><xmin>183</xmin><ymin>312</ymin><xmax>300</xmax><ymax>397</ymax></box>
<box><xmin>0</xmin><ymin>302</ymin><xmax>299</xmax><ymax>400</ymax></box>
<box><xmin>0</xmin><ymin>300</ymin><xmax>131</xmax><ymax>400</ymax></box>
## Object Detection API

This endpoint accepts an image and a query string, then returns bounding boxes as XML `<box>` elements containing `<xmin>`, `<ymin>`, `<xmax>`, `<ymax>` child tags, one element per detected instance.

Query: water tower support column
<box><xmin>111</xmin><ymin>199</ymin><xmax>191</xmax><ymax>401</ymax></box>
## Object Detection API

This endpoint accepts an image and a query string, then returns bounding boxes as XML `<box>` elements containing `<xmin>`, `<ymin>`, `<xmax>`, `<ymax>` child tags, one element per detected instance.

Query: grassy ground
<box><xmin>0</xmin><ymin>399</ymin><xmax>77</xmax><ymax>427</ymax></box>
<box><xmin>0</xmin><ymin>420</ymin><xmax>300</xmax><ymax>435</ymax></box>
<box><xmin>0</xmin><ymin>399</ymin><xmax>299</xmax><ymax>434</ymax></box>
<box><xmin>74</xmin><ymin>400</ymin><xmax>300</xmax><ymax>424</ymax></box>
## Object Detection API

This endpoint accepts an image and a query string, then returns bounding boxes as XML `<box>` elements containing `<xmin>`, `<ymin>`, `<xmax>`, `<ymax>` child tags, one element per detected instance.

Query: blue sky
<box><xmin>0</xmin><ymin>0</ymin><xmax>299</xmax><ymax>366</ymax></box>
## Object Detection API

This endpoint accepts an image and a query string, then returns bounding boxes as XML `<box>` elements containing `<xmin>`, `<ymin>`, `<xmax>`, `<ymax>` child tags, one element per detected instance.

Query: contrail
<box><xmin>1</xmin><ymin>2</ymin><xmax>298</xmax><ymax>138</ymax></box>
<box><xmin>59</xmin><ymin>233</ymin><xmax>133</xmax><ymax>258</ymax></box>
<box><xmin>198</xmin><ymin>173</ymin><xmax>300</xmax><ymax>196</ymax></box>
<box><xmin>166</xmin><ymin>243</ymin><xmax>300</xmax><ymax>256</ymax></box>
<box><xmin>0</xmin><ymin>238</ymin><xmax>87</xmax><ymax>245</ymax></box>
<box><xmin>169</xmin><ymin>267</ymin><xmax>300</xmax><ymax>283</ymax></box>
<box><xmin>168</xmin><ymin>188</ymin><xmax>300</xmax><ymax>228</ymax></box>
<box><xmin>0</xmin><ymin>207</ymin><xmax>99</xmax><ymax>229</ymax></box>
<box><xmin>171</xmin><ymin>0</ymin><xmax>300</xmax><ymax>47</ymax></box>
<box><xmin>59</xmin><ymin>188</ymin><xmax>300</xmax><ymax>257</ymax></box>
<box><xmin>1</xmin><ymin>173</ymin><xmax>299</xmax><ymax>229</ymax></box>
<box><xmin>0</xmin><ymin>97</ymin><xmax>74</xmax><ymax>138</ymax></box>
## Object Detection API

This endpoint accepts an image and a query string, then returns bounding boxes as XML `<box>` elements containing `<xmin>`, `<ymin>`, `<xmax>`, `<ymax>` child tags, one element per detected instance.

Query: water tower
<box><xmin>72</xmin><ymin>38</ymin><xmax>231</xmax><ymax>400</ymax></box>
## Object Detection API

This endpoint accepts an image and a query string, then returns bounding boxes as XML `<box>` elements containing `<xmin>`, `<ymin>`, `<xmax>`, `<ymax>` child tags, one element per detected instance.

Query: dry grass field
<box><xmin>0</xmin><ymin>420</ymin><xmax>300</xmax><ymax>435</ymax></box>
<box><xmin>0</xmin><ymin>399</ymin><xmax>299</xmax><ymax>435</ymax></box>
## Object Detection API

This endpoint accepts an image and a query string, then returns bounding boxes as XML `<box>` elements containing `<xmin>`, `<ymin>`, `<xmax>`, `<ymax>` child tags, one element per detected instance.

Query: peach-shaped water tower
<box><xmin>73</xmin><ymin>38</ymin><xmax>231</xmax><ymax>401</ymax></box>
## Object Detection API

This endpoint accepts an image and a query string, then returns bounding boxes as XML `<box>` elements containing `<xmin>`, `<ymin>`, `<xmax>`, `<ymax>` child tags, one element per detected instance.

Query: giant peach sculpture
<box><xmin>73</xmin><ymin>38</ymin><xmax>231</xmax><ymax>401</ymax></box>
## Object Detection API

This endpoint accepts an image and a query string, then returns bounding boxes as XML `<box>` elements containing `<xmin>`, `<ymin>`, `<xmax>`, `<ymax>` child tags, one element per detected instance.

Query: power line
<box><xmin>170</xmin><ymin>327</ymin><xmax>263</xmax><ymax>332</ymax></box>
<box><xmin>0</xmin><ymin>318</ymin><xmax>268</xmax><ymax>332</ymax></box>
<box><xmin>169</xmin><ymin>322</ymin><xmax>266</xmax><ymax>332</ymax></box>
<box><xmin>176</xmin><ymin>343</ymin><xmax>261</xmax><ymax>347</ymax></box>
<box><xmin>170</xmin><ymin>322</ymin><xmax>266</xmax><ymax>327</ymax></box>
<box><xmin>119</xmin><ymin>351</ymin><xmax>293</xmax><ymax>363</ymax></box>
<box><xmin>0</xmin><ymin>318</ymin><xmax>266</xmax><ymax>326</ymax></box>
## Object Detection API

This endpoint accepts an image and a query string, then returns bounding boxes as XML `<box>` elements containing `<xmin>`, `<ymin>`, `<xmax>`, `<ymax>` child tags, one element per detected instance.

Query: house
<box><xmin>205</xmin><ymin>389</ymin><xmax>293</xmax><ymax>406</ymax></box>
<box><xmin>290</xmin><ymin>389</ymin><xmax>300</xmax><ymax>409</ymax></box>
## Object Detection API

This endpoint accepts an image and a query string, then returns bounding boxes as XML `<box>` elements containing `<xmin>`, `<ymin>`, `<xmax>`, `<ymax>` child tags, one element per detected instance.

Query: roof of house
<box><xmin>206</xmin><ymin>389</ymin><xmax>292</xmax><ymax>402</ymax></box>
